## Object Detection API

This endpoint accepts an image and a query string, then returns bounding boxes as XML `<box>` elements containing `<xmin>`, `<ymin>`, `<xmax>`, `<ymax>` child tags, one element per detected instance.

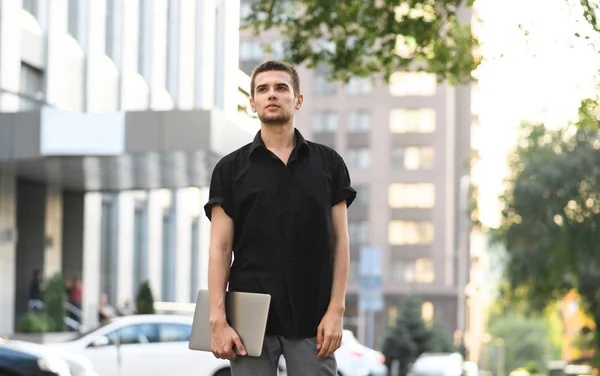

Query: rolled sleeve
<box><xmin>331</xmin><ymin>151</ymin><xmax>357</xmax><ymax>207</ymax></box>
<box><xmin>203</xmin><ymin>158</ymin><xmax>233</xmax><ymax>220</ymax></box>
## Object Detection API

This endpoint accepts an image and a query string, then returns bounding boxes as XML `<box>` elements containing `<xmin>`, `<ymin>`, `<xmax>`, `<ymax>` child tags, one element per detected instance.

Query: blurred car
<box><xmin>279</xmin><ymin>329</ymin><xmax>387</xmax><ymax>376</ymax></box>
<box><xmin>46</xmin><ymin>314</ymin><xmax>231</xmax><ymax>376</ymax></box>
<box><xmin>1</xmin><ymin>338</ymin><xmax>98</xmax><ymax>376</ymax></box>
<box><xmin>0</xmin><ymin>339</ymin><xmax>72</xmax><ymax>376</ymax></box>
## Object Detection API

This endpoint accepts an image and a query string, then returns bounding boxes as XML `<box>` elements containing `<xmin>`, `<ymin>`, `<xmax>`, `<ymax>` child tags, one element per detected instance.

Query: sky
<box><xmin>470</xmin><ymin>0</ymin><xmax>600</xmax><ymax>228</ymax></box>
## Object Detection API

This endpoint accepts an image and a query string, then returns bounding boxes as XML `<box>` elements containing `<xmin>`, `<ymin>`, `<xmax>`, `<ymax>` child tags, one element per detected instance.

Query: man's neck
<box><xmin>260</xmin><ymin>123</ymin><xmax>295</xmax><ymax>151</ymax></box>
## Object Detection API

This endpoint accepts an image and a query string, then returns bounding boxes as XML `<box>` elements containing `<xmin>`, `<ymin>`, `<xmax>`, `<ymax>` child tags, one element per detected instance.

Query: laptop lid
<box><xmin>188</xmin><ymin>289</ymin><xmax>271</xmax><ymax>357</ymax></box>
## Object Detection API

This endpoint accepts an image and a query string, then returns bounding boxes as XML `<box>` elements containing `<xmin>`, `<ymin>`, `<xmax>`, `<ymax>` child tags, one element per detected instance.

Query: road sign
<box><xmin>358</xmin><ymin>246</ymin><xmax>383</xmax><ymax>312</ymax></box>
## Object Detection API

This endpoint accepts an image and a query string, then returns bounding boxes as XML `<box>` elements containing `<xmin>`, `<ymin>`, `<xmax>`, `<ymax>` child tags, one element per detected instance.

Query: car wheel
<box><xmin>214</xmin><ymin>368</ymin><xmax>231</xmax><ymax>376</ymax></box>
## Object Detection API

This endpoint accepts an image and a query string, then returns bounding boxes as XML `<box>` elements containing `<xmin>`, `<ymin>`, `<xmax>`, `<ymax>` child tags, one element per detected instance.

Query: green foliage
<box><xmin>484</xmin><ymin>314</ymin><xmax>553</xmax><ymax>374</ymax></box>
<box><xmin>42</xmin><ymin>274</ymin><xmax>66</xmax><ymax>332</ymax></box>
<box><xmin>15</xmin><ymin>312</ymin><xmax>51</xmax><ymax>333</ymax></box>
<box><xmin>428</xmin><ymin>319</ymin><xmax>456</xmax><ymax>353</ymax></box>
<box><xmin>382</xmin><ymin>295</ymin><xmax>457</xmax><ymax>376</ymax></box>
<box><xmin>491</xmin><ymin>110</ymin><xmax>600</xmax><ymax>363</ymax></box>
<box><xmin>135</xmin><ymin>281</ymin><xmax>156</xmax><ymax>315</ymax></box>
<box><xmin>242</xmin><ymin>0</ymin><xmax>480</xmax><ymax>85</ymax></box>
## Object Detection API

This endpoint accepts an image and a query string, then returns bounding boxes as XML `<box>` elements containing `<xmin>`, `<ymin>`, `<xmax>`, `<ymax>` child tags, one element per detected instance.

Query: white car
<box><xmin>47</xmin><ymin>314</ymin><xmax>231</xmax><ymax>376</ymax></box>
<box><xmin>279</xmin><ymin>330</ymin><xmax>387</xmax><ymax>376</ymax></box>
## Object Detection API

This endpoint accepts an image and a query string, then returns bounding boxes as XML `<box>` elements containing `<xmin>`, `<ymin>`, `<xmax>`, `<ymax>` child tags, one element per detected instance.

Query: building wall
<box><xmin>0</xmin><ymin>0</ymin><xmax>248</xmax><ymax>333</ymax></box>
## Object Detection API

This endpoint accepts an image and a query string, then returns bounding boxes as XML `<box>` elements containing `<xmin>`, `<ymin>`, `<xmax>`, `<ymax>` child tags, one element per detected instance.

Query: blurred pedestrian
<box><xmin>27</xmin><ymin>269</ymin><xmax>44</xmax><ymax>312</ymax></box>
<box><xmin>205</xmin><ymin>60</ymin><xmax>356</xmax><ymax>375</ymax></box>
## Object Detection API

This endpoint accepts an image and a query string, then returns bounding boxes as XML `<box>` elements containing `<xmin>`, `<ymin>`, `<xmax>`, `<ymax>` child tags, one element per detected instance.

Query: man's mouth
<box><xmin>266</xmin><ymin>104</ymin><xmax>279</xmax><ymax>109</ymax></box>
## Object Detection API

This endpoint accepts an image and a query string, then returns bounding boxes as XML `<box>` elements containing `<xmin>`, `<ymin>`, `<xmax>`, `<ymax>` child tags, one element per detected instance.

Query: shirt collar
<box><xmin>248</xmin><ymin>128</ymin><xmax>309</xmax><ymax>157</ymax></box>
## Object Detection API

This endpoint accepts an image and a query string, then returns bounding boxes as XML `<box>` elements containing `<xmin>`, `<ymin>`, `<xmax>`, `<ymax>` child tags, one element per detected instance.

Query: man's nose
<box><xmin>268</xmin><ymin>88</ymin><xmax>277</xmax><ymax>99</ymax></box>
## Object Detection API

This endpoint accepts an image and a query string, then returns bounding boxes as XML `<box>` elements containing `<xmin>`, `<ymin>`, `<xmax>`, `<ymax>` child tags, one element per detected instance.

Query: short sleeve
<box><xmin>331</xmin><ymin>152</ymin><xmax>357</xmax><ymax>207</ymax></box>
<box><xmin>203</xmin><ymin>158</ymin><xmax>233</xmax><ymax>221</ymax></box>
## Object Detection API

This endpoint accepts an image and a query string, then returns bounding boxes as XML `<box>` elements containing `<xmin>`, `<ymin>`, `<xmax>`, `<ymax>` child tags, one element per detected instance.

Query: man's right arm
<box><xmin>207</xmin><ymin>205</ymin><xmax>234</xmax><ymax>327</ymax></box>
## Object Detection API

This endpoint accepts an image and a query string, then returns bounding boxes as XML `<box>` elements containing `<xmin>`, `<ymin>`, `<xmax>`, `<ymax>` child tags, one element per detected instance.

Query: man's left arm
<box><xmin>317</xmin><ymin>201</ymin><xmax>350</xmax><ymax>359</ymax></box>
<box><xmin>317</xmin><ymin>152</ymin><xmax>356</xmax><ymax>359</ymax></box>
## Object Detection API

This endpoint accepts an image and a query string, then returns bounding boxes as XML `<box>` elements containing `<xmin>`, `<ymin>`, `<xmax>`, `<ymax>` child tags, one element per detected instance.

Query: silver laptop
<box><xmin>188</xmin><ymin>289</ymin><xmax>271</xmax><ymax>357</ymax></box>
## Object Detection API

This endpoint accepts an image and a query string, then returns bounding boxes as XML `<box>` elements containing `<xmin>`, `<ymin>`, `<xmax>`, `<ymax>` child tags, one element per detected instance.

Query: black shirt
<box><xmin>204</xmin><ymin>128</ymin><xmax>356</xmax><ymax>339</ymax></box>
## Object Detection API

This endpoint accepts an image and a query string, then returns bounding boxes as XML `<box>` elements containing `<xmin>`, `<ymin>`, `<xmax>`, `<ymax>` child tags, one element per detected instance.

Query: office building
<box><xmin>239</xmin><ymin>1</ymin><xmax>474</xmax><ymax>346</ymax></box>
<box><xmin>0</xmin><ymin>0</ymin><xmax>256</xmax><ymax>334</ymax></box>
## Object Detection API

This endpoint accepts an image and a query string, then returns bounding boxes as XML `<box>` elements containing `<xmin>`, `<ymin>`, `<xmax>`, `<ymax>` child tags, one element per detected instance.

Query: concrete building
<box><xmin>239</xmin><ymin>2</ymin><xmax>474</xmax><ymax>347</ymax></box>
<box><xmin>0</xmin><ymin>0</ymin><xmax>257</xmax><ymax>335</ymax></box>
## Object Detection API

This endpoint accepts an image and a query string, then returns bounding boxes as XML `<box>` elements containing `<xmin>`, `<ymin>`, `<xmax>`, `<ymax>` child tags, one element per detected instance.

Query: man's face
<box><xmin>250</xmin><ymin>70</ymin><xmax>303</xmax><ymax>125</ymax></box>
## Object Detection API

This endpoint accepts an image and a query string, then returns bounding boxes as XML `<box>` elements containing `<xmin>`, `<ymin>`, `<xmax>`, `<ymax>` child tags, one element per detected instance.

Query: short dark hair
<box><xmin>250</xmin><ymin>60</ymin><xmax>300</xmax><ymax>98</ymax></box>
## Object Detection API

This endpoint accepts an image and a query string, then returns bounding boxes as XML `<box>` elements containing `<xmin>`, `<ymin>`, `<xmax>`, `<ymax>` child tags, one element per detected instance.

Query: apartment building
<box><xmin>239</xmin><ymin>1</ymin><xmax>473</xmax><ymax>346</ymax></box>
<box><xmin>0</xmin><ymin>0</ymin><xmax>257</xmax><ymax>335</ymax></box>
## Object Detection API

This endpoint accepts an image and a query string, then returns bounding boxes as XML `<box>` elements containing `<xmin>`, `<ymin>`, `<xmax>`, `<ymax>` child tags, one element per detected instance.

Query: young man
<box><xmin>204</xmin><ymin>60</ymin><xmax>356</xmax><ymax>375</ymax></box>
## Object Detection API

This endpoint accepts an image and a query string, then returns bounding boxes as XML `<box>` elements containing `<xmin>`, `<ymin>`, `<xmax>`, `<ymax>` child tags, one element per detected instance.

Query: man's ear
<box><xmin>295</xmin><ymin>94</ymin><xmax>304</xmax><ymax>110</ymax></box>
<box><xmin>249</xmin><ymin>97</ymin><xmax>257</xmax><ymax>113</ymax></box>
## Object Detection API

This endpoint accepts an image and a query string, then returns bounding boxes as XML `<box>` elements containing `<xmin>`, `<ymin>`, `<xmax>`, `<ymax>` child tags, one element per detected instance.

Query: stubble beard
<box><xmin>259</xmin><ymin>112</ymin><xmax>293</xmax><ymax>126</ymax></box>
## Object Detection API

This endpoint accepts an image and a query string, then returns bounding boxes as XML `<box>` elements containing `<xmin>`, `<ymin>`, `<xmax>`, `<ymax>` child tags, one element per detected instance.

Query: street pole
<box><xmin>366</xmin><ymin>309</ymin><xmax>375</xmax><ymax>349</ymax></box>
<box><xmin>457</xmin><ymin>175</ymin><xmax>470</xmax><ymax>335</ymax></box>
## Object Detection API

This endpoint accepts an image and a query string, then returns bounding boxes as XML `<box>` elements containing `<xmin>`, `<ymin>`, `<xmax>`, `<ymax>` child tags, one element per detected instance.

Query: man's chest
<box><xmin>231</xmin><ymin>157</ymin><xmax>332</xmax><ymax>215</ymax></box>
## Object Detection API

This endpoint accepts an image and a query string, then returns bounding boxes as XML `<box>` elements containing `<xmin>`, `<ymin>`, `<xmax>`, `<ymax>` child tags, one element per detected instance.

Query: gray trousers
<box><xmin>230</xmin><ymin>336</ymin><xmax>337</xmax><ymax>376</ymax></box>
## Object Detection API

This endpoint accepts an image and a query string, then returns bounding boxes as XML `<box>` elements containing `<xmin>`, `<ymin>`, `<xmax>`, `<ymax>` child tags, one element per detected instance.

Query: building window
<box><xmin>415</xmin><ymin>258</ymin><xmax>435</xmax><ymax>283</ymax></box>
<box><xmin>389</xmin><ymin>72</ymin><xmax>437</xmax><ymax>96</ymax></box>
<box><xmin>346</xmin><ymin>148</ymin><xmax>371</xmax><ymax>170</ymax></box>
<box><xmin>390</xmin><ymin>260</ymin><xmax>414</xmax><ymax>282</ymax></box>
<box><xmin>68</xmin><ymin>0</ymin><xmax>79</xmax><ymax>38</ymax></box>
<box><xmin>240</xmin><ymin>39</ymin><xmax>263</xmax><ymax>61</ymax></box>
<box><xmin>349</xmin><ymin>221</ymin><xmax>370</xmax><ymax>245</ymax></box>
<box><xmin>347</xmin><ymin>111</ymin><xmax>371</xmax><ymax>133</ymax></box>
<box><xmin>20</xmin><ymin>63</ymin><xmax>44</xmax><ymax>111</ymax></box>
<box><xmin>388</xmin><ymin>183</ymin><xmax>435</xmax><ymax>208</ymax></box>
<box><xmin>388</xmin><ymin>221</ymin><xmax>434</xmax><ymax>245</ymax></box>
<box><xmin>312</xmin><ymin>111</ymin><xmax>338</xmax><ymax>133</ymax></box>
<box><xmin>354</xmin><ymin>185</ymin><xmax>370</xmax><ymax>206</ymax></box>
<box><xmin>346</xmin><ymin>77</ymin><xmax>372</xmax><ymax>96</ymax></box>
<box><xmin>391</xmin><ymin>146</ymin><xmax>435</xmax><ymax>170</ymax></box>
<box><xmin>314</xmin><ymin>73</ymin><xmax>337</xmax><ymax>95</ymax></box>
<box><xmin>422</xmin><ymin>301</ymin><xmax>435</xmax><ymax>323</ymax></box>
<box><xmin>23</xmin><ymin>0</ymin><xmax>38</xmax><ymax>17</ymax></box>
<box><xmin>389</xmin><ymin>108</ymin><xmax>436</xmax><ymax>133</ymax></box>
<box><xmin>390</xmin><ymin>259</ymin><xmax>435</xmax><ymax>283</ymax></box>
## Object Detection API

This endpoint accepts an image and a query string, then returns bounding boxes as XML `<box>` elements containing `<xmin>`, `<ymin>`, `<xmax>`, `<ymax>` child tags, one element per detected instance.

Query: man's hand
<box><xmin>210</xmin><ymin>319</ymin><xmax>247</xmax><ymax>360</ymax></box>
<box><xmin>316</xmin><ymin>309</ymin><xmax>344</xmax><ymax>359</ymax></box>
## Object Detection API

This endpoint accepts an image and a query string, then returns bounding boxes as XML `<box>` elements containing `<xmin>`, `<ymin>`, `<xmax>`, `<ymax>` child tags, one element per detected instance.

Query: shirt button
<box><xmin>286</xmin><ymin>282</ymin><xmax>291</xmax><ymax>287</ymax></box>
<box><xmin>284</xmin><ymin>208</ymin><xmax>289</xmax><ymax>213</ymax></box>
<box><xmin>285</xmin><ymin>232</ymin><xmax>290</xmax><ymax>237</ymax></box>
<box><xmin>286</xmin><ymin>257</ymin><xmax>291</xmax><ymax>262</ymax></box>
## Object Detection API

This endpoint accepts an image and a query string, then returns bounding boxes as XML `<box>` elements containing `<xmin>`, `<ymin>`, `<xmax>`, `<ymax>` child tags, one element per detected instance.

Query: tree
<box><xmin>428</xmin><ymin>319</ymin><xmax>456</xmax><ymax>353</ymax></box>
<box><xmin>491</xmin><ymin>104</ymin><xmax>600</xmax><ymax>365</ymax></box>
<box><xmin>483</xmin><ymin>314</ymin><xmax>555</xmax><ymax>374</ymax></box>
<box><xmin>382</xmin><ymin>295</ymin><xmax>458</xmax><ymax>376</ymax></box>
<box><xmin>242</xmin><ymin>0</ymin><xmax>479</xmax><ymax>85</ymax></box>
<box><xmin>135</xmin><ymin>281</ymin><xmax>156</xmax><ymax>315</ymax></box>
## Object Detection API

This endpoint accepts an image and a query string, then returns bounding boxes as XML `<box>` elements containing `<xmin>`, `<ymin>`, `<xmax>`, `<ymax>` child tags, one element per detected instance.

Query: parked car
<box><xmin>0</xmin><ymin>339</ymin><xmax>72</xmax><ymax>376</ymax></box>
<box><xmin>46</xmin><ymin>314</ymin><xmax>232</xmax><ymax>376</ymax></box>
<box><xmin>1</xmin><ymin>338</ymin><xmax>98</xmax><ymax>376</ymax></box>
<box><xmin>279</xmin><ymin>330</ymin><xmax>387</xmax><ymax>376</ymax></box>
